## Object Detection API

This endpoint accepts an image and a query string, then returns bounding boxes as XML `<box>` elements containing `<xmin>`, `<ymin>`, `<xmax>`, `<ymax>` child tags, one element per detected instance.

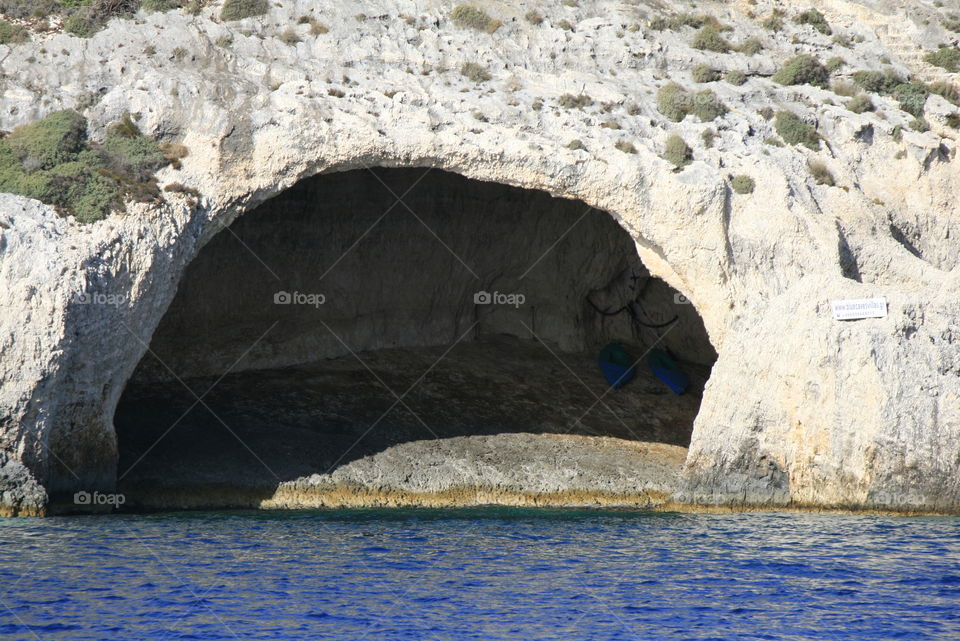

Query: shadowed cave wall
<box><xmin>114</xmin><ymin>168</ymin><xmax>716</xmax><ymax>502</ymax></box>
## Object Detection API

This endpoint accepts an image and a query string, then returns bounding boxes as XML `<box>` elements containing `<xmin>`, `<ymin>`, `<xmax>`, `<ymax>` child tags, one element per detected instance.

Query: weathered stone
<box><xmin>0</xmin><ymin>0</ymin><xmax>958</xmax><ymax>514</ymax></box>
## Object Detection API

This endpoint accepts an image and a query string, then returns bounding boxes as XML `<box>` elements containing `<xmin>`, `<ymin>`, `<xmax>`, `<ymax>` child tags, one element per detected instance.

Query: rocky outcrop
<box><xmin>121</xmin><ymin>434</ymin><xmax>688</xmax><ymax>510</ymax></box>
<box><xmin>0</xmin><ymin>0</ymin><xmax>958</xmax><ymax>515</ymax></box>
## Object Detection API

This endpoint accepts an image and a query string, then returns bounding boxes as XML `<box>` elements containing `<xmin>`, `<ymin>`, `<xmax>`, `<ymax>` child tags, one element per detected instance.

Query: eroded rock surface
<box><xmin>0</xmin><ymin>0</ymin><xmax>958</xmax><ymax>514</ymax></box>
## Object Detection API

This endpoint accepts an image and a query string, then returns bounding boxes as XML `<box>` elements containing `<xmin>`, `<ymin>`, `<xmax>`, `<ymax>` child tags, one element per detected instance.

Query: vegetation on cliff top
<box><xmin>657</xmin><ymin>82</ymin><xmax>691</xmax><ymax>121</ymax></box>
<box><xmin>772</xmin><ymin>54</ymin><xmax>829</xmax><ymax>88</ymax></box>
<box><xmin>924</xmin><ymin>46</ymin><xmax>960</xmax><ymax>72</ymax></box>
<box><xmin>663</xmin><ymin>134</ymin><xmax>693</xmax><ymax>167</ymax></box>
<box><xmin>220</xmin><ymin>0</ymin><xmax>268</xmax><ymax>21</ymax></box>
<box><xmin>0</xmin><ymin>0</ymin><xmax>223</xmax><ymax>38</ymax></box>
<box><xmin>0</xmin><ymin>18</ymin><xmax>28</xmax><ymax>43</ymax></box>
<box><xmin>730</xmin><ymin>175</ymin><xmax>755</xmax><ymax>194</ymax></box>
<box><xmin>774</xmin><ymin>110</ymin><xmax>820</xmax><ymax>150</ymax></box>
<box><xmin>0</xmin><ymin>110</ymin><xmax>184</xmax><ymax>223</ymax></box>
<box><xmin>450</xmin><ymin>5</ymin><xmax>500</xmax><ymax>33</ymax></box>
<box><xmin>793</xmin><ymin>9</ymin><xmax>832</xmax><ymax>35</ymax></box>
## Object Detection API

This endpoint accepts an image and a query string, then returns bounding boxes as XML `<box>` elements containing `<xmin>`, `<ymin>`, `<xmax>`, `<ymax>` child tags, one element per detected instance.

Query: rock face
<box><xmin>1</xmin><ymin>0</ymin><xmax>959</xmax><ymax>515</ymax></box>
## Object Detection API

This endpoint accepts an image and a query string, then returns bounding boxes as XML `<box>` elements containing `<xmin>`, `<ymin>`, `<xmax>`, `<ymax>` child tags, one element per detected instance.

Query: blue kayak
<box><xmin>647</xmin><ymin>348</ymin><xmax>689</xmax><ymax>395</ymax></box>
<box><xmin>598</xmin><ymin>343</ymin><xmax>636</xmax><ymax>389</ymax></box>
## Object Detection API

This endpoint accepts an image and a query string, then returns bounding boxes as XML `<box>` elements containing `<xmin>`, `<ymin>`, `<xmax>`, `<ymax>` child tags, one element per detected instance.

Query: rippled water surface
<box><xmin>1</xmin><ymin>509</ymin><xmax>958</xmax><ymax>640</ymax></box>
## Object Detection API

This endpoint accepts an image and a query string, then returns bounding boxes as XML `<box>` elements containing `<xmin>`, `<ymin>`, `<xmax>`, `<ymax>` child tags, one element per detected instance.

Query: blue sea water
<box><xmin>0</xmin><ymin>509</ymin><xmax>958</xmax><ymax>640</ymax></box>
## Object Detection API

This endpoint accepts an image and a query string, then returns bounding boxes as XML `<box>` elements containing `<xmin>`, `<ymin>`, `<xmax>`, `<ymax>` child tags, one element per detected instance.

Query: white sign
<box><xmin>831</xmin><ymin>297</ymin><xmax>887</xmax><ymax>321</ymax></box>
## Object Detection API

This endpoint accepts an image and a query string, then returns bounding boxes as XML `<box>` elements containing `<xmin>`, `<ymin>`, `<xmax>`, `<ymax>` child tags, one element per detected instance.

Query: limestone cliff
<box><xmin>0</xmin><ymin>0</ymin><xmax>958</xmax><ymax>515</ymax></box>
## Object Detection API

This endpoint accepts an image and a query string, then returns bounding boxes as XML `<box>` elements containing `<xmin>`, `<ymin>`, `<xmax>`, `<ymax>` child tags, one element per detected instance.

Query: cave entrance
<box><xmin>114</xmin><ymin>168</ymin><xmax>717</xmax><ymax>508</ymax></box>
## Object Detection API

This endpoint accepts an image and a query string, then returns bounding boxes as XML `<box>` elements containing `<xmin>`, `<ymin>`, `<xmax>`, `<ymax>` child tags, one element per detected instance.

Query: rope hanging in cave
<box><xmin>585</xmin><ymin>272</ymin><xmax>679</xmax><ymax>330</ymax></box>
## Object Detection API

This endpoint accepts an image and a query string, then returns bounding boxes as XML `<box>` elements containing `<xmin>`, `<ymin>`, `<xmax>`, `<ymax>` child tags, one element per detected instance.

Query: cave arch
<box><xmin>110</xmin><ymin>167</ymin><xmax>717</xmax><ymax>509</ymax></box>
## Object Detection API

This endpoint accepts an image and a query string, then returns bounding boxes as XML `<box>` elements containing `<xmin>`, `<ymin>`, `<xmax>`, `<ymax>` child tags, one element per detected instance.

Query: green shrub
<box><xmin>0</xmin><ymin>110</ymin><xmax>179</xmax><ymax>223</ymax></box>
<box><xmin>663</xmin><ymin>134</ymin><xmax>693</xmax><ymax>167</ymax></box>
<box><xmin>700</xmin><ymin>128</ymin><xmax>717</xmax><ymax>148</ymax></box>
<box><xmin>64</xmin><ymin>10</ymin><xmax>99</xmax><ymax>37</ymax></box>
<box><xmin>825</xmin><ymin>56</ymin><xmax>846</xmax><ymax>72</ymax></box>
<box><xmin>0</xmin><ymin>0</ymin><xmax>57</xmax><ymax>19</ymax></box>
<box><xmin>450</xmin><ymin>5</ymin><xmax>500</xmax><ymax>33</ymax></box>
<box><xmin>893</xmin><ymin>82</ymin><xmax>929</xmax><ymax>117</ymax></box>
<box><xmin>762</xmin><ymin>14</ymin><xmax>783</xmax><ymax>31</ymax></box>
<box><xmin>183</xmin><ymin>0</ymin><xmax>208</xmax><ymax>16</ymax></box>
<box><xmin>556</xmin><ymin>19</ymin><xmax>575</xmax><ymax>31</ymax></box>
<box><xmin>764</xmin><ymin>136</ymin><xmax>784</xmax><ymax>146</ymax></box>
<box><xmin>910</xmin><ymin>117</ymin><xmax>930</xmax><ymax>132</ymax></box>
<box><xmin>221</xmin><ymin>0</ymin><xmax>269</xmax><ymax>21</ymax></box>
<box><xmin>758</xmin><ymin>106</ymin><xmax>774</xmax><ymax>120</ymax></box>
<box><xmin>73</xmin><ymin>172</ymin><xmax>123</xmax><ymax>224</ymax></box>
<box><xmin>943</xmin><ymin>16</ymin><xmax>960</xmax><ymax>32</ymax></box>
<box><xmin>691</xmin><ymin>25</ymin><xmax>730</xmax><ymax>52</ymax></box>
<box><xmin>460</xmin><ymin>62</ymin><xmax>491</xmax><ymax>82</ymax></box>
<box><xmin>558</xmin><ymin>93</ymin><xmax>593</xmax><ymax>109</ymax></box>
<box><xmin>731</xmin><ymin>174</ymin><xmax>755</xmax><ymax>194</ymax></box>
<box><xmin>725</xmin><ymin>70</ymin><xmax>747</xmax><ymax>85</ymax></box>
<box><xmin>924</xmin><ymin>46</ymin><xmax>960</xmax><ymax>72</ymax></box>
<box><xmin>928</xmin><ymin>81</ymin><xmax>960</xmax><ymax>105</ymax></box>
<box><xmin>567</xmin><ymin>139</ymin><xmax>585</xmax><ymax>150</ymax></box>
<box><xmin>656</xmin><ymin>82</ymin><xmax>691</xmax><ymax>121</ymax></box>
<box><xmin>615</xmin><ymin>140</ymin><xmax>637</xmax><ymax>154</ymax></box>
<box><xmin>846</xmin><ymin>93</ymin><xmax>874</xmax><ymax>113</ymax></box>
<box><xmin>832</xmin><ymin>33</ymin><xmax>852</xmax><ymax>47</ymax></box>
<box><xmin>738</xmin><ymin>37</ymin><xmax>763</xmax><ymax>55</ymax></box>
<box><xmin>0</xmin><ymin>19</ymin><xmax>29</xmax><ymax>44</ymax></box>
<box><xmin>852</xmin><ymin>69</ymin><xmax>905</xmax><ymax>94</ymax></box>
<box><xmin>279</xmin><ymin>28</ymin><xmax>300</xmax><ymax>45</ymax></box>
<box><xmin>771</xmin><ymin>54</ymin><xmax>829</xmax><ymax>88</ymax></box>
<box><xmin>7</xmin><ymin>109</ymin><xmax>87</xmax><ymax>170</ymax></box>
<box><xmin>296</xmin><ymin>16</ymin><xmax>329</xmax><ymax>35</ymax></box>
<box><xmin>692</xmin><ymin>89</ymin><xmax>726</xmax><ymax>121</ymax></box>
<box><xmin>946</xmin><ymin>113</ymin><xmax>960</xmax><ymax>128</ymax></box>
<box><xmin>142</xmin><ymin>0</ymin><xmax>182</xmax><ymax>11</ymax></box>
<box><xmin>524</xmin><ymin>10</ymin><xmax>543</xmax><ymax>25</ymax></box>
<box><xmin>101</xmin><ymin>117</ymin><xmax>166</xmax><ymax>181</ymax></box>
<box><xmin>648</xmin><ymin>16</ymin><xmax>667</xmax><ymax>30</ymax></box>
<box><xmin>808</xmin><ymin>159</ymin><xmax>835</xmax><ymax>185</ymax></box>
<box><xmin>775</xmin><ymin>110</ymin><xmax>820</xmax><ymax>149</ymax></box>
<box><xmin>649</xmin><ymin>12</ymin><xmax>726</xmax><ymax>31</ymax></box>
<box><xmin>692</xmin><ymin>63</ymin><xmax>721</xmax><ymax>83</ymax></box>
<box><xmin>831</xmin><ymin>80</ymin><xmax>858</xmax><ymax>97</ymax></box>
<box><xmin>794</xmin><ymin>8</ymin><xmax>831</xmax><ymax>35</ymax></box>
<box><xmin>52</xmin><ymin>0</ymin><xmax>143</xmax><ymax>38</ymax></box>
